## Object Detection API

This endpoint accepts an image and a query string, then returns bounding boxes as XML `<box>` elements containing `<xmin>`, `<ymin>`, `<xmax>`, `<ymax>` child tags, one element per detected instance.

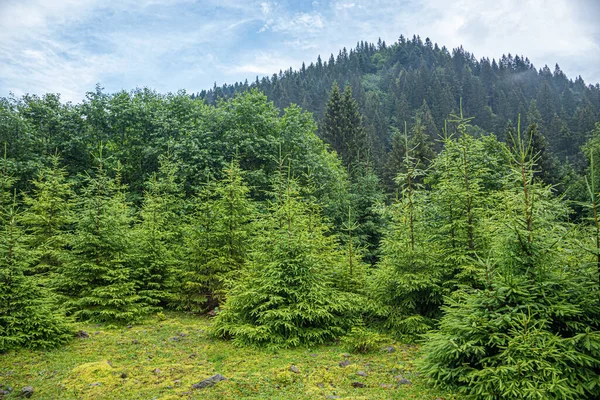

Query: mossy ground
<box><xmin>0</xmin><ymin>313</ymin><xmax>455</xmax><ymax>399</ymax></box>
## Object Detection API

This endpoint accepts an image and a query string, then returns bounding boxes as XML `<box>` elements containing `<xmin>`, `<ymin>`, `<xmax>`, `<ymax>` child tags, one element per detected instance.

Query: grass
<box><xmin>0</xmin><ymin>313</ymin><xmax>455</xmax><ymax>399</ymax></box>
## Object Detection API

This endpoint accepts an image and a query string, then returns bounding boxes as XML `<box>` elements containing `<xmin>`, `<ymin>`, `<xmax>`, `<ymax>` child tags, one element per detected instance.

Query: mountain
<box><xmin>197</xmin><ymin>35</ymin><xmax>600</xmax><ymax>175</ymax></box>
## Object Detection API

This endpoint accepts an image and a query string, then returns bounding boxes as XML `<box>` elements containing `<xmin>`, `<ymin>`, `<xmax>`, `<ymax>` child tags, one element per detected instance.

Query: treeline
<box><xmin>2</xmin><ymin>85</ymin><xmax>600</xmax><ymax>398</ymax></box>
<box><xmin>198</xmin><ymin>35</ymin><xmax>600</xmax><ymax>185</ymax></box>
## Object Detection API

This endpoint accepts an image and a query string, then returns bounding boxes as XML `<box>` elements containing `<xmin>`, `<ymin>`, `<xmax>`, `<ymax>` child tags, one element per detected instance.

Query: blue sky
<box><xmin>0</xmin><ymin>0</ymin><xmax>599</xmax><ymax>103</ymax></box>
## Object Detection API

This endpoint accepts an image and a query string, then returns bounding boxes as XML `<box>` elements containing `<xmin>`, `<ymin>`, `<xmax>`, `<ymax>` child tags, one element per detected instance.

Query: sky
<box><xmin>0</xmin><ymin>0</ymin><xmax>599</xmax><ymax>103</ymax></box>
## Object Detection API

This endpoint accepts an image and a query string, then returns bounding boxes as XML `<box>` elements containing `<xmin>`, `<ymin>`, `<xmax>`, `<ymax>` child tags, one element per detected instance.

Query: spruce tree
<box><xmin>420</xmin><ymin>117</ymin><xmax>600</xmax><ymax>399</ymax></box>
<box><xmin>63</xmin><ymin>151</ymin><xmax>146</xmax><ymax>324</ymax></box>
<box><xmin>0</xmin><ymin>155</ymin><xmax>71</xmax><ymax>351</ymax></box>
<box><xmin>373</xmin><ymin>123</ymin><xmax>443</xmax><ymax>336</ymax></box>
<box><xmin>21</xmin><ymin>154</ymin><xmax>75</xmax><ymax>288</ymax></box>
<box><xmin>212</xmin><ymin>173</ymin><xmax>359</xmax><ymax>348</ymax></box>
<box><xmin>131</xmin><ymin>152</ymin><xmax>184</xmax><ymax>309</ymax></box>
<box><xmin>179</xmin><ymin>161</ymin><xmax>254</xmax><ymax>312</ymax></box>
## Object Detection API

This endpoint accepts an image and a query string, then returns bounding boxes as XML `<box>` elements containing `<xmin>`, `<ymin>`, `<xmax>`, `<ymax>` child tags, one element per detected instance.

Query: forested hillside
<box><xmin>2</xmin><ymin>36</ymin><xmax>600</xmax><ymax>399</ymax></box>
<box><xmin>199</xmin><ymin>35</ymin><xmax>600</xmax><ymax>185</ymax></box>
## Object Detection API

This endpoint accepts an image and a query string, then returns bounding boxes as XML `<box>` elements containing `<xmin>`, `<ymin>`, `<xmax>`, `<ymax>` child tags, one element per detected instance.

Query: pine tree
<box><xmin>0</xmin><ymin>153</ymin><xmax>71</xmax><ymax>351</ymax></box>
<box><xmin>21</xmin><ymin>154</ymin><xmax>75</xmax><ymax>288</ymax></box>
<box><xmin>63</xmin><ymin>150</ymin><xmax>146</xmax><ymax>324</ymax></box>
<box><xmin>211</xmin><ymin>173</ymin><xmax>359</xmax><ymax>348</ymax></box>
<box><xmin>131</xmin><ymin>152</ymin><xmax>184</xmax><ymax>309</ymax></box>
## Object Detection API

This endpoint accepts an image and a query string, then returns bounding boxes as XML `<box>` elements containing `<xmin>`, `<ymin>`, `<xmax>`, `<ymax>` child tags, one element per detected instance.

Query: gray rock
<box><xmin>351</xmin><ymin>381</ymin><xmax>366</xmax><ymax>388</ymax></box>
<box><xmin>131</xmin><ymin>339</ymin><xmax>139</xmax><ymax>344</ymax></box>
<box><xmin>89</xmin><ymin>382</ymin><xmax>102</xmax><ymax>387</ymax></box>
<box><xmin>383</xmin><ymin>345</ymin><xmax>396</xmax><ymax>353</ymax></box>
<box><xmin>0</xmin><ymin>390</ymin><xmax>9</xmax><ymax>397</ymax></box>
<box><xmin>192</xmin><ymin>374</ymin><xmax>227</xmax><ymax>389</ymax></box>
<box><xmin>290</xmin><ymin>365</ymin><xmax>300</xmax><ymax>374</ymax></box>
<box><xmin>153</xmin><ymin>368</ymin><xmax>161</xmax><ymax>375</ymax></box>
<box><xmin>338</xmin><ymin>360</ymin><xmax>351</xmax><ymax>368</ymax></box>
<box><xmin>380</xmin><ymin>383</ymin><xmax>393</xmax><ymax>389</ymax></box>
<box><xmin>356</xmin><ymin>370</ymin><xmax>368</xmax><ymax>377</ymax></box>
<box><xmin>397</xmin><ymin>378</ymin><xmax>412</xmax><ymax>385</ymax></box>
<box><xmin>20</xmin><ymin>386</ymin><xmax>34</xmax><ymax>398</ymax></box>
<box><xmin>316</xmin><ymin>382</ymin><xmax>324</xmax><ymax>388</ymax></box>
<box><xmin>309</xmin><ymin>353</ymin><xmax>318</xmax><ymax>357</ymax></box>
<box><xmin>341</xmin><ymin>353</ymin><xmax>350</xmax><ymax>358</ymax></box>
<box><xmin>75</xmin><ymin>330</ymin><xmax>89</xmax><ymax>339</ymax></box>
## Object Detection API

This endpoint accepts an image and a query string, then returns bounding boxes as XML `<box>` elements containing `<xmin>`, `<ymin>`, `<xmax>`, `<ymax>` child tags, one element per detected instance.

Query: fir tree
<box><xmin>420</xmin><ymin>117</ymin><xmax>600</xmax><ymax>399</ymax></box>
<box><xmin>212</xmin><ymin>173</ymin><xmax>359</xmax><ymax>348</ymax></box>
<box><xmin>0</xmin><ymin>154</ymin><xmax>71</xmax><ymax>351</ymax></box>
<box><xmin>179</xmin><ymin>161</ymin><xmax>254</xmax><ymax>312</ymax></box>
<box><xmin>131</xmin><ymin>152</ymin><xmax>184</xmax><ymax>309</ymax></box>
<box><xmin>63</xmin><ymin>150</ymin><xmax>147</xmax><ymax>324</ymax></box>
<box><xmin>21</xmin><ymin>154</ymin><xmax>75</xmax><ymax>287</ymax></box>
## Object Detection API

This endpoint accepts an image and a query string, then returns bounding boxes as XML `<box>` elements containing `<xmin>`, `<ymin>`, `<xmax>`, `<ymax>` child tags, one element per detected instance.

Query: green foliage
<box><xmin>419</xmin><ymin>119</ymin><xmax>600</xmax><ymax>399</ymax></box>
<box><xmin>0</xmin><ymin>155</ymin><xmax>71</xmax><ymax>352</ymax></box>
<box><xmin>341</xmin><ymin>325</ymin><xmax>390</xmax><ymax>354</ymax></box>
<box><xmin>212</xmin><ymin>176</ymin><xmax>360</xmax><ymax>348</ymax></box>
<box><xmin>21</xmin><ymin>154</ymin><xmax>75</xmax><ymax>286</ymax></box>
<box><xmin>179</xmin><ymin>160</ymin><xmax>254</xmax><ymax>312</ymax></box>
<box><xmin>373</xmin><ymin>124</ymin><xmax>443</xmax><ymax>336</ymax></box>
<box><xmin>62</xmin><ymin>151</ymin><xmax>148</xmax><ymax>324</ymax></box>
<box><xmin>131</xmin><ymin>152</ymin><xmax>184</xmax><ymax>308</ymax></box>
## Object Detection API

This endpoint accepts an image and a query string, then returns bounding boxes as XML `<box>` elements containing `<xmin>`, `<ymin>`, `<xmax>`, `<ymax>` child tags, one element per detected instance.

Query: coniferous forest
<box><xmin>2</xmin><ymin>36</ymin><xmax>600</xmax><ymax>399</ymax></box>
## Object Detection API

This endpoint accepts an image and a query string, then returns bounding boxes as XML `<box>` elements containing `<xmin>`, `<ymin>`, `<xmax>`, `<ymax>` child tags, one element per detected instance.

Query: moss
<box><xmin>0</xmin><ymin>312</ymin><xmax>455</xmax><ymax>399</ymax></box>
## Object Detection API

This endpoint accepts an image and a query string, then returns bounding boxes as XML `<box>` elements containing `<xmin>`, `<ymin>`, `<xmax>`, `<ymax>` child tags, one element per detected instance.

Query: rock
<box><xmin>326</xmin><ymin>396</ymin><xmax>340</xmax><ymax>399</ymax></box>
<box><xmin>380</xmin><ymin>383</ymin><xmax>393</xmax><ymax>389</ymax></box>
<box><xmin>338</xmin><ymin>360</ymin><xmax>351</xmax><ymax>368</ymax></box>
<box><xmin>316</xmin><ymin>382</ymin><xmax>324</xmax><ymax>388</ymax></box>
<box><xmin>169</xmin><ymin>337</ymin><xmax>180</xmax><ymax>342</ymax></box>
<box><xmin>153</xmin><ymin>368</ymin><xmax>161</xmax><ymax>375</ymax></box>
<box><xmin>356</xmin><ymin>370</ymin><xmax>368</xmax><ymax>377</ymax></box>
<box><xmin>397</xmin><ymin>378</ymin><xmax>412</xmax><ymax>385</ymax></box>
<box><xmin>132</xmin><ymin>339</ymin><xmax>139</xmax><ymax>345</ymax></box>
<box><xmin>189</xmin><ymin>353</ymin><xmax>197</xmax><ymax>359</ymax></box>
<box><xmin>290</xmin><ymin>365</ymin><xmax>300</xmax><ymax>374</ymax></box>
<box><xmin>174</xmin><ymin>379</ymin><xmax>181</xmax><ymax>386</ymax></box>
<box><xmin>89</xmin><ymin>382</ymin><xmax>102</xmax><ymax>387</ymax></box>
<box><xmin>178</xmin><ymin>332</ymin><xmax>187</xmax><ymax>337</ymax></box>
<box><xmin>351</xmin><ymin>382</ymin><xmax>366</xmax><ymax>388</ymax></box>
<box><xmin>75</xmin><ymin>330</ymin><xmax>89</xmax><ymax>339</ymax></box>
<box><xmin>383</xmin><ymin>345</ymin><xmax>396</xmax><ymax>353</ymax></box>
<box><xmin>309</xmin><ymin>353</ymin><xmax>318</xmax><ymax>357</ymax></box>
<box><xmin>192</xmin><ymin>374</ymin><xmax>226</xmax><ymax>389</ymax></box>
<box><xmin>94</xmin><ymin>331</ymin><xmax>100</xmax><ymax>335</ymax></box>
<box><xmin>341</xmin><ymin>353</ymin><xmax>350</xmax><ymax>358</ymax></box>
<box><xmin>20</xmin><ymin>387</ymin><xmax>34</xmax><ymax>398</ymax></box>
<box><xmin>127</xmin><ymin>325</ymin><xmax>132</xmax><ymax>329</ymax></box>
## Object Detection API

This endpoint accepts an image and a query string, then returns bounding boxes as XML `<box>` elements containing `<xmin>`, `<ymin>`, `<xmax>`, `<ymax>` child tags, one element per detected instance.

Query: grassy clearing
<box><xmin>0</xmin><ymin>313</ymin><xmax>455</xmax><ymax>399</ymax></box>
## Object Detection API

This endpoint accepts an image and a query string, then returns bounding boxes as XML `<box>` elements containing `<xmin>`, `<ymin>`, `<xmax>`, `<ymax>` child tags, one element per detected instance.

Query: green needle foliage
<box><xmin>373</xmin><ymin>122</ymin><xmax>443</xmax><ymax>336</ymax></box>
<box><xmin>0</xmin><ymin>155</ymin><xmax>71</xmax><ymax>352</ymax></box>
<box><xmin>420</xmin><ymin>117</ymin><xmax>600</xmax><ymax>399</ymax></box>
<box><xmin>62</xmin><ymin>150</ymin><xmax>148</xmax><ymax>324</ymax></box>
<box><xmin>211</xmin><ymin>173</ymin><xmax>359</xmax><ymax>348</ymax></box>
<box><xmin>132</xmin><ymin>152</ymin><xmax>184</xmax><ymax>309</ymax></box>
<box><xmin>21</xmin><ymin>154</ymin><xmax>75</xmax><ymax>287</ymax></box>
<box><xmin>179</xmin><ymin>161</ymin><xmax>254</xmax><ymax>313</ymax></box>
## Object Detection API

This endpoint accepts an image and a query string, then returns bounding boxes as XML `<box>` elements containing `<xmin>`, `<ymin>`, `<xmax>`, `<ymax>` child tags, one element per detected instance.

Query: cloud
<box><xmin>0</xmin><ymin>0</ymin><xmax>598</xmax><ymax>102</ymax></box>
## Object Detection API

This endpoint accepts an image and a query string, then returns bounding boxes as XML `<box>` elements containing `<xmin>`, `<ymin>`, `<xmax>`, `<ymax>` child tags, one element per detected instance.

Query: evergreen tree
<box><xmin>373</xmin><ymin>124</ymin><xmax>443</xmax><ymax>336</ymax></box>
<box><xmin>420</xmin><ymin>118</ymin><xmax>600</xmax><ymax>399</ymax></box>
<box><xmin>179</xmin><ymin>161</ymin><xmax>254</xmax><ymax>312</ymax></box>
<box><xmin>131</xmin><ymin>152</ymin><xmax>184</xmax><ymax>309</ymax></box>
<box><xmin>21</xmin><ymin>155</ymin><xmax>75</xmax><ymax>287</ymax></box>
<box><xmin>0</xmin><ymin>155</ymin><xmax>71</xmax><ymax>351</ymax></box>
<box><xmin>212</xmin><ymin>174</ymin><xmax>359</xmax><ymax>348</ymax></box>
<box><xmin>63</xmin><ymin>150</ymin><xmax>147</xmax><ymax>324</ymax></box>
